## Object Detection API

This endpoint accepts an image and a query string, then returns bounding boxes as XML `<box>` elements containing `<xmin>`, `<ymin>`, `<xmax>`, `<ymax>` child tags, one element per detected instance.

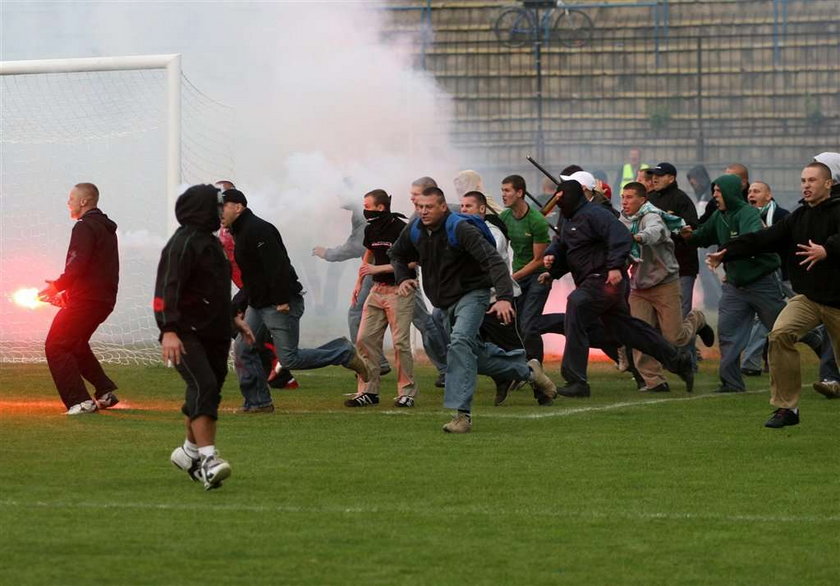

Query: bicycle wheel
<box><xmin>494</xmin><ymin>7</ymin><xmax>536</xmax><ymax>48</ymax></box>
<box><xmin>552</xmin><ymin>8</ymin><xmax>594</xmax><ymax>48</ymax></box>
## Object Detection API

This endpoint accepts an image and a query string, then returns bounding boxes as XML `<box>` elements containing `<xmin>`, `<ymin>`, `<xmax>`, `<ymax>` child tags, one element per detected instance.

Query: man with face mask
<box><xmin>344</xmin><ymin>190</ymin><xmax>417</xmax><ymax>408</ymax></box>
<box><xmin>541</xmin><ymin>180</ymin><xmax>695</xmax><ymax>397</ymax></box>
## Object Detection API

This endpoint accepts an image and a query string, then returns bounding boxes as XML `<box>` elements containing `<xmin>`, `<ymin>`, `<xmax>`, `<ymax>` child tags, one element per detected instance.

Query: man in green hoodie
<box><xmin>681</xmin><ymin>174</ymin><xmax>785</xmax><ymax>393</ymax></box>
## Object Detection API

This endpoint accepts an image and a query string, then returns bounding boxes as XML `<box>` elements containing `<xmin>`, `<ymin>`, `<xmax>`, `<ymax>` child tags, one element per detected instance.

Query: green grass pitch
<box><xmin>1</xmin><ymin>357</ymin><xmax>838</xmax><ymax>585</ymax></box>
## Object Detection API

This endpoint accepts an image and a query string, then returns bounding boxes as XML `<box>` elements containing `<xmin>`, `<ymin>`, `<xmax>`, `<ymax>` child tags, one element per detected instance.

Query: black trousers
<box><xmin>45</xmin><ymin>302</ymin><xmax>116</xmax><ymax>409</ymax></box>
<box><xmin>538</xmin><ymin>312</ymin><xmax>621</xmax><ymax>364</ymax></box>
<box><xmin>561</xmin><ymin>278</ymin><xmax>678</xmax><ymax>385</ymax></box>
<box><xmin>176</xmin><ymin>333</ymin><xmax>230</xmax><ymax>420</ymax></box>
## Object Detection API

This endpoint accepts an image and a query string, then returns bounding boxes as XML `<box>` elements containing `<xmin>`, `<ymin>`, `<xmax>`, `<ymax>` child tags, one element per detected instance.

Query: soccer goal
<box><xmin>0</xmin><ymin>54</ymin><xmax>234</xmax><ymax>364</ymax></box>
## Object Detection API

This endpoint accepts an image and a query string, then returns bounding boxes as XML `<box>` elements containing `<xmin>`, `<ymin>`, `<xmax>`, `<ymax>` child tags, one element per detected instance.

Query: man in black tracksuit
<box><xmin>39</xmin><ymin>182</ymin><xmax>119</xmax><ymax>414</ymax></box>
<box><xmin>709</xmin><ymin>162</ymin><xmax>840</xmax><ymax>428</ymax></box>
<box><xmin>542</xmin><ymin>180</ymin><xmax>694</xmax><ymax>397</ymax></box>
<box><xmin>221</xmin><ymin>190</ymin><xmax>368</xmax><ymax>413</ymax></box>
<box><xmin>155</xmin><ymin>184</ymin><xmax>253</xmax><ymax>490</ymax></box>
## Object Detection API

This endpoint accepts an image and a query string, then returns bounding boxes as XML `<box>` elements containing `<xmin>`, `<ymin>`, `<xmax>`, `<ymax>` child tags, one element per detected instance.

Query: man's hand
<box><xmin>37</xmin><ymin>280</ymin><xmax>59</xmax><ymax>303</ymax></box>
<box><xmin>234</xmin><ymin>315</ymin><xmax>256</xmax><ymax>346</ymax></box>
<box><xmin>312</xmin><ymin>246</ymin><xmax>327</xmax><ymax>259</ymax></box>
<box><xmin>161</xmin><ymin>331</ymin><xmax>185</xmax><ymax>366</ymax></box>
<box><xmin>706</xmin><ymin>249</ymin><xmax>726</xmax><ymax>270</ymax></box>
<box><xmin>487</xmin><ymin>299</ymin><xmax>515</xmax><ymax>325</ymax></box>
<box><xmin>398</xmin><ymin>279</ymin><xmax>418</xmax><ymax>297</ymax></box>
<box><xmin>679</xmin><ymin>225</ymin><xmax>694</xmax><ymax>239</ymax></box>
<box><xmin>275</xmin><ymin>303</ymin><xmax>290</xmax><ymax>313</ymax></box>
<box><xmin>796</xmin><ymin>240</ymin><xmax>827</xmax><ymax>271</ymax></box>
<box><xmin>543</xmin><ymin>254</ymin><xmax>555</xmax><ymax>269</ymax></box>
<box><xmin>537</xmin><ymin>272</ymin><xmax>553</xmax><ymax>286</ymax></box>
<box><xmin>359</xmin><ymin>263</ymin><xmax>379</xmax><ymax>277</ymax></box>
<box><xmin>633</xmin><ymin>234</ymin><xmax>643</xmax><ymax>242</ymax></box>
<box><xmin>606</xmin><ymin>269</ymin><xmax>623</xmax><ymax>286</ymax></box>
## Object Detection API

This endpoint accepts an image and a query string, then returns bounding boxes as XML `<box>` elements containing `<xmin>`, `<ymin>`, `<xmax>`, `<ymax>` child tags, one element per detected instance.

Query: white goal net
<box><xmin>0</xmin><ymin>55</ymin><xmax>233</xmax><ymax>364</ymax></box>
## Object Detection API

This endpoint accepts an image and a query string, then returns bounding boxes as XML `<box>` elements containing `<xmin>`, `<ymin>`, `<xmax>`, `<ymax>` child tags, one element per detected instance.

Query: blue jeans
<box><xmin>348</xmin><ymin>275</ymin><xmax>389</xmax><ymax>371</ymax></box>
<box><xmin>717</xmin><ymin>273</ymin><xmax>786</xmax><ymax>391</ymax></box>
<box><xmin>515</xmin><ymin>273</ymin><xmax>552</xmax><ymax>362</ymax></box>
<box><xmin>441</xmin><ymin>289</ymin><xmax>530</xmax><ymax>412</ymax></box>
<box><xmin>741</xmin><ymin>318</ymin><xmax>768</xmax><ymax>372</ymax></box>
<box><xmin>413</xmin><ymin>294</ymin><xmax>448</xmax><ymax>374</ymax></box>
<box><xmin>235</xmin><ymin>294</ymin><xmax>354</xmax><ymax>408</ymax></box>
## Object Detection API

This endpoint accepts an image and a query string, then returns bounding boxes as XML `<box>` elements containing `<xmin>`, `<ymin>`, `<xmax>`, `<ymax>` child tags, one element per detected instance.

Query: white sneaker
<box><xmin>199</xmin><ymin>454</ymin><xmax>231</xmax><ymax>490</ymax></box>
<box><xmin>66</xmin><ymin>399</ymin><xmax>97</xmax><ymax>415</ymax></box>
<box><xmin>170</xmin><ymin>446</ymin><xmax>201</xmax><ymax>482</ymax></box>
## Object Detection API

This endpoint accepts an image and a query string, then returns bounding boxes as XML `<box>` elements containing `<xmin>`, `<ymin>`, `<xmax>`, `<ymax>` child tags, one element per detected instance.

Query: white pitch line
<box><xmin>277</xmin><ymin>389</ymin><xmax>769</xmax><ymax>419</ymax></box>
<box><xmin>0</xmin><ymin>499</ymin><xmax>837</xmax><ymax>524</ymax></box>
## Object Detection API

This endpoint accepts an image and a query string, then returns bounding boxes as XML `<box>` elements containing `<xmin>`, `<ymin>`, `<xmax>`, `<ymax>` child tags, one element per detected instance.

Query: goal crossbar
<box><xmin>1</xmin><ymin>54</ymin><xmax>182</xmax><ymax>228</ymax></box>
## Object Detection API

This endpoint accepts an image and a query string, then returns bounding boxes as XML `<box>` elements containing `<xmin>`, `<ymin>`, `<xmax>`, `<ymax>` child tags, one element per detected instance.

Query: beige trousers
<box><xmin>356</xmin><ymin>284</ymin><xmax>417</xmax><ymax>397</ymax></box>
<box><xmin>768</xmin><ymin>294</ymin><xmax>840</xmax><ymax>408</ymax></box>
<box><xmin>629</xmin><ymin>279</ymin><xmax>704</xmax><ymax>388</ymax></box>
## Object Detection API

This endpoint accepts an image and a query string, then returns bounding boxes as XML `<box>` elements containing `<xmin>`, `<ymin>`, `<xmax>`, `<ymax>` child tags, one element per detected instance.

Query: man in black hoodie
<box><xmin>542</xmin><ymin>180</ymin><xmax>694</xmax><ymax>397</ymax></box>
<box><xmin>39</xmin><ymin>183</ymin><xmax>120</xmax><ymax>415</ymax></box>
<box><xmin>155</xmin><ymin>184</ymin><xmax>254</xmax><ymax>490</ymax></box>
<box><xmin>709</xmin><ymin>162</ymin><xmax>840</xmax><ymax>427</ymax></box>
<box><xmin>221</xmin><ymin>189</ymin><xmax>369</xmax><ymax>413</ymax></box>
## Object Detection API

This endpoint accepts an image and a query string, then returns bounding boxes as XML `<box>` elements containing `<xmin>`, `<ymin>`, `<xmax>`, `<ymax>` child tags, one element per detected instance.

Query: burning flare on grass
<box><xmin>10</xmin><ymin>287</ymin><xmax>46</xmax><ymax>309</ymax></box>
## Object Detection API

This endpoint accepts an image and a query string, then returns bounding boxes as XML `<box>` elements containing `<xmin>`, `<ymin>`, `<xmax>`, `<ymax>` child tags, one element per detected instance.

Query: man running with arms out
<box><xmin>389</xmin><ymin>187</ymin><xmax>557</xmax><ymax>433</ymax></box>
<box><xmin>39</xmin><ymin>182</ymin><xmax>120</xmax><ymax>415</ymax></box>
<box><xmin>156</xmin><ymin>185</ymin><xmax>254</xmax><ymax>490</ymax></box>
<box><xmin>708</xmin><ymin>162</ymin><xmax>840</xmax><ymax>427</ymax></box>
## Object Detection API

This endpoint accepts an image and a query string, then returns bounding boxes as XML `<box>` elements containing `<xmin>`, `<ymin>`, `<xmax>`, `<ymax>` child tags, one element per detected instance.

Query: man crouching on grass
<box><xmin>389</xmin><ymin>187</ymin><xmax>557</xmax><ymax>433</ymax></box>
<box><xmin>154</xmin><ymin>185</ymin><xmax>254</xmax><ymax>490</ymax></box>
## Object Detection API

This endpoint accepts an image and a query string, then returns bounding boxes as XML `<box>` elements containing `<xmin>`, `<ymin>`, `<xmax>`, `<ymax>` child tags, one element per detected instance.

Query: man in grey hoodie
<box><xmin>619</xmin><ymin>182</ymin><xmax>714</xmax><ymax>393</ymax></box>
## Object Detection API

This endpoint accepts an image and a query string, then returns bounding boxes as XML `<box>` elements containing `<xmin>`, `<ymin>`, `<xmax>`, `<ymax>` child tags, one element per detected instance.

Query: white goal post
<box><xmin>1</xmin><ymin>54</ymin><xmax>182</xmax><ymax>231</ymax></box>
<box><xmin>0</xmin><ymin>54</ymin><xmax>233</xmax><ymax>364</ymax></box>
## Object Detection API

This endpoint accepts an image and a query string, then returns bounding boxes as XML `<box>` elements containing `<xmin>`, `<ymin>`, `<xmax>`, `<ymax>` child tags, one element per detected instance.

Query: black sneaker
<box><xmin>764</xmin><ymin>408</ymin><xmax>799</xmax><ymax>428</ymax></box>
<box><xmin>556</xmin><ymin>381</ymin><xmax>591</xmax><ymax>398</ymax></box>
<box><xmin>697</xmin><ymin>324</ymin><xmax>715</xmax><ymax>347</ymax></box>
<box><xmin>344</xmin><ymin>393</ymin><xmax>380</xmax><ymax>407</ymax></box>
<box><xmin>380</xmin><ymin>364</ymin><xmax>392</xmax><ymax>376</ymax></box>
<box><xmin>714</xmin><ymin>385</ymin><xmax>745</xmax><ymax>393</ymax></box>
<box><xmin>671</xmin><ymin>348</ymin><xmax>694</xmax><ymax>393</ymax></box>
<box><xmin>641</xmin><ymin>382</ymin><xmax>670</xmax><ymax>393</ymax></box>
<box><xmin>434</xmin><ymin>373</ymin><xmax>446</xmax><ymax>388</ymax></box>
<box><xmin>740</xmin><ymin>368</ymin><xmax>762</xmax><ymax>377</ymax></box>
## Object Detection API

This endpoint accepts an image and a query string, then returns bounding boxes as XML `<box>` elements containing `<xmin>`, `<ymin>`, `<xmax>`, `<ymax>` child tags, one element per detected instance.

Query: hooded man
<box><xmin>707</xmin><ymin>162</ymin><xmax>840</xmax><ymax>427</ymax></box>
<box><xmin>681</xmin><ymin>174</ymin><xmax>786</xmax><ymax>394</ymax></box>
<box><xmin>39</xmin><ymin>182</ymin><xmax>120</xmax><ymax>415</ymax></box>
<box><xmin>541</xmin><ymin>180</ymin><xmax>694</xmax><ymax>397</ymax></box>
<box><xmin>155</xmin><ymin>184</ymin><xmax>254</xmax><ymax>490</ymax></box>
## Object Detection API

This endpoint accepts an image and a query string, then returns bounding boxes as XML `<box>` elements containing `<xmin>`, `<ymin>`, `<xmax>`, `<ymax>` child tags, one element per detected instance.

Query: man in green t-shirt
<box><xmin>499</xmin><ymin>174</ymin><xmax>552</xmax><ymax>363</ymax></box>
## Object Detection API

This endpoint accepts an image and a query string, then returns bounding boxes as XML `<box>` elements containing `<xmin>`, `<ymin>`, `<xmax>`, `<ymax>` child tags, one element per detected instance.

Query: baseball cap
<box><xmin>569</xmin><ymin>171</ymin><xmax>596</xmax><ymax>190</ymax></box>
<box><xmin>647</xmin><ymin>162</ymin><xmax>677</xmax><ymax>176</ymax></box>
<box><xmin>222</xmin><ymin>189</ymin><xmax>247</xmax><ymax>206</ymax></box>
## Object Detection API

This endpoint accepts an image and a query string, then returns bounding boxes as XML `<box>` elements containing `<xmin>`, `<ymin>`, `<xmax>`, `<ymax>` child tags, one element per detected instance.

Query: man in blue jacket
<box><xmin>541</xmin><ymin>180</ymin><xmax>694</xmax><ymax>397</ymax></box>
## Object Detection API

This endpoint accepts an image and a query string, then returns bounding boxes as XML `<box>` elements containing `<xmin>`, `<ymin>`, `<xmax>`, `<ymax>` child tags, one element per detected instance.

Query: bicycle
<box><xmin>493</xmin><ymin>1</ymin><xmax>594</xmax><ymax>49</ymax></box>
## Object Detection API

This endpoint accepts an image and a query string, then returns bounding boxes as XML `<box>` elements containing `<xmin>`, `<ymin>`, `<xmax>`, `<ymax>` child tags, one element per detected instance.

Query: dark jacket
<box><xmin>53</xmin><ymin>208</ymin><xmax>119</xmax><ymax>308</ymax></box>
<box><xmin>647</xmin><ymin>181</ymin><xmax>699</xmax><ymax>276</ymax></box>
<box><xmin>389</xmin><ymin>210</ymin><xmax>514</xmax><ymax>309</ymax></box>
<box><xmin>688</xmin><ymin>174</ymin><xmax>780</xmax><ymax>287</ymax></box>
<box><xmin>724</xmin><ymin>192</ymin><xmax>840</xmax><ymax>308</ymax></box>
<box><xmin>229</xmin><ymin>208</ymin><xmax>303</xmax><ymax>311</ymax></box>
<box><xmin>154</xmin><ymin>185</ymin><xmax>232</xmax><ymax>340</ymax></box>
<box><xmin>545</xmin><ymin>181</ymin><xmax>632</xmax><ymax>286</ymax></box>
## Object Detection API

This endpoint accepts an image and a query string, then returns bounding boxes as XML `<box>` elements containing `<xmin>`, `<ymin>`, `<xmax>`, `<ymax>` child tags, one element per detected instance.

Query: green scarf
<box><xmin>624</xmin><ymin>201</ymin><xmax>686</xmax><ymax>260</ymax></box>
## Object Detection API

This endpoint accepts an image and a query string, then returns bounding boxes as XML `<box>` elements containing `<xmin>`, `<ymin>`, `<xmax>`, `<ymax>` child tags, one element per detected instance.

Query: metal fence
<box><xmin>385</xmin><ymin>0</ymin><xmax>840</xmax><ymax>206</ymax></box>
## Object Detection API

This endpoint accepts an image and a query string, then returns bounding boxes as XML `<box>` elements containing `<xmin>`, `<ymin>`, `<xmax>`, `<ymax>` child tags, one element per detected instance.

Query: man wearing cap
<box><xmin>646</xmin><ymin>163</ymin><xmax>700</xmax><ymax>358</ymax></box>
<box><xmin>220</xmin><ymin>189</ymin><xmax>370</xmax><ymax>413</ymax></box>
<box><xmin>499</xmin><ymin>174</ymin><xmax>552</xmax><ymax>364</ymax></box>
